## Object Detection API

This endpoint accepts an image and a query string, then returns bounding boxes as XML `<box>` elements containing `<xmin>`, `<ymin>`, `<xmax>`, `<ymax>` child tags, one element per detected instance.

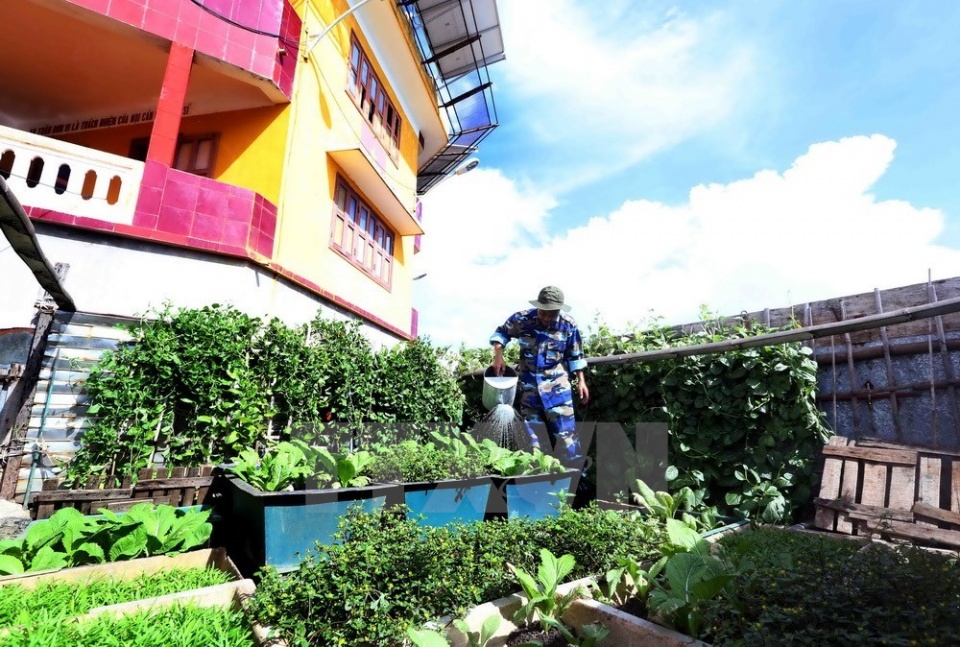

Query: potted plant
<box><xmin>217</xmin><ymin>440</ymin><xmax>402</xmax><ymax>575</ymax></box>
<box><xmin>474</xmin><ymin>440</ymin><xmax>580</xmax><ymax>521</ymax></box>
<box><xmin>368</xmin><ymin>433</ymin><xmax>494</xmax><ymax>527</ymax></box>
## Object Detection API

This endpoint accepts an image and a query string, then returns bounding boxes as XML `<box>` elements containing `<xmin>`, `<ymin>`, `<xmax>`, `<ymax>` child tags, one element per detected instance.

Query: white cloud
<box><xmin>495</xmin><ymin>0</ymin><xmax>756</xmax><ymax>191</ymax></box>
<box><xmin>415</xmin><ymin>135</ymin><xmax>959</xmax><ymax>348</ymax></box>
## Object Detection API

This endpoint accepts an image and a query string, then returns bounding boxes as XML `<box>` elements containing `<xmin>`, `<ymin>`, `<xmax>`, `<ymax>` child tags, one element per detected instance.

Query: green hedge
<box><xmin>66</xmin><ymin>305</ymin><xmax>464</xmax><ymax>484</ymax></box>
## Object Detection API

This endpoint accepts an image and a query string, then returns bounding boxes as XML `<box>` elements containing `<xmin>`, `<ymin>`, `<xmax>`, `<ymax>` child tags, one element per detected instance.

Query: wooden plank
<box><xmin>131</xmin><ymin>476</ymin><xmax>214</xmax><ymax>490</ymax></box>
<box><xmin>814</xmin><ymin>437</ymin><xmax>848</xmax><ymax>531</ymax></box>
<box><xmin>952</xmin><ymin>459</ymin><xmax>960</xmax><ymax>513</ymax></box>
<box><xmin>857</xmin><ymin>437</ymin><xmax>960</xmax><ymax>457</ymax></box>
<box><xmin>918</xmin><ymin>456</ymin><xmax>943</xmax><ymax>507</ymax></box>
<box><xmin>813</xmin><ymin>497</ymin><xmax>914</xmax><ymax>523</ymax></box>
<box><xmin>169</xmin><ymin>467</ymin><xmax>187</xmax><ymax>507</ymax></box>
<box><xmin>196</xmin><ymin>466</ymin><xmax>213</xmax><ymax>504</ymax></box>
<box><xmin>101</xmin><ymin>496</ymin><xmax>171</xmax><ymax>513</ymax></box>
<box><xmin>182</xmin><ymin>466</ymin><xmax>200</xmax><ymax>507</ymax></box>
<box><xmin>860</xmin><ymin>462</ymin><xmax>888</xmax><ymax>507</ymax></box>
<box><xmin>913</xmin><ymin>501</ymin><xmax>960</xmax><ymax>529</ymax></box>
<box><xmin>0</xmin><ymin>548</ymin><xmax>226</xmax><ymax>589</ymax></box>
<box><xmin>862</xmin><ymin>518</ymin><xmax>960</xmax><ymax>548</ymax></box>
<box><xmin>31</xmin><ymin>489</ymin><xmax>132</xmax><ymax>503</ymax></box>
<box><xmin>35</xmin><ymin>479</ymin><xmax>61</xmax><ymax>520</ymax></box>
<box><xmin>821</xmin><ymin>444</ymin><xmax>918</xmax><ymax>466</ymax></box>
<box><xmin>837</xmin><ymin>457</ymin><xmax>861</xmax><ymax>535</ymax></box>
<box><xmin>918</xmin><ymin>456</ymin><xmax>943</xmax><ymax>527</ymax></box>
<box><xmin>887</xmin><ymin>465</ymin><xmax>917</xmax><ymax>511</ymax></box>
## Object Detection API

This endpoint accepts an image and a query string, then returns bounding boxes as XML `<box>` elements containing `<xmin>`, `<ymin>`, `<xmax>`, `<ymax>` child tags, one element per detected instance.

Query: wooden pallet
<box><xmin>814</xmin><ymin>436</ymin><xmax>960</xmax><ymax>547</ymax></box>
<box><xmin>30</xmin><ymin>466</ymin><xmax>215</xmax><ymax>519</ymax></box>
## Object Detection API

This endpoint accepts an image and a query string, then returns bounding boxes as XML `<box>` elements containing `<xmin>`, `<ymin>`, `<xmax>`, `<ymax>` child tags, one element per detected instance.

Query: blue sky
<box><xmin>415</xmin><ymin>1</ymin><xmax>960</xmax><ymax>348</ymax></box>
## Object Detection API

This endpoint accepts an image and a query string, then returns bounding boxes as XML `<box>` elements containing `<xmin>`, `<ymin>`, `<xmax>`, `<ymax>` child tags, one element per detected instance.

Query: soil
<box><xmin>504</xmin><ymin>622</ymin><xmax>569</xmax><ymax>647</ymax></box>
<box><xmin>616</xmin><ymin>596</ymin><xmax>647</xmax><ymax>620</ymax></box>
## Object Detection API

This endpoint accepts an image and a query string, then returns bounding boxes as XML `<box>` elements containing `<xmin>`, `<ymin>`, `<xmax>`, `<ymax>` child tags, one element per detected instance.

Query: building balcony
<box><xmin>0</xmin><ymin>126</ymin><xmax>277</xmax><ymax>262</ymax></box>
<box><xmin>4</xmin><ymin>0</ymin><xmax>297</xmax><ymax>141</ymax></box>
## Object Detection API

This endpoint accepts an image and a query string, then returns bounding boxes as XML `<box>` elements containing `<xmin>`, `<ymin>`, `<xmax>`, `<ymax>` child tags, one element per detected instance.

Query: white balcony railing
<box><xmin>0</xmin><ymin>125</ymin><xmax>144</xmax><ymax>226</ymax></box>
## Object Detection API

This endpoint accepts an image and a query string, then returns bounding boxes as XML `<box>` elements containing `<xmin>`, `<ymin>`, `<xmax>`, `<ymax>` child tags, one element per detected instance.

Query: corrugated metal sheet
<box><xmin>16</xmin><ymin>311</ymin><xmax>136</xmax><ymax>500</ymax></box>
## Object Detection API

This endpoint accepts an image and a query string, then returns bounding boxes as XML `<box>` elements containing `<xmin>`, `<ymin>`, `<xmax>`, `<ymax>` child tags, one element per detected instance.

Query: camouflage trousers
<box><xmin>518</xmin><ymin>387</ymin><xmax>581</xmax><ymax>465</ymax></box>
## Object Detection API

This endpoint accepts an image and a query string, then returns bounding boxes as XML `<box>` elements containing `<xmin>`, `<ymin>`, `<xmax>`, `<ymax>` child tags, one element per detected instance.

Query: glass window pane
<box><xmin>175</xmin><ymin>143</ymin><xmax>192</xmax><ymax>170</ymax></box>
<box><xmin>358</xmin><ymin>208</ymin><xmax>368</xmax><ymax>230</ymax></box>
<box><xmin>196</xmin><ymin>140</ymin><xmax>213</xmax><ymax>170</ymax></box>
<box><xmin>333</xmin><ymin>217</ymin><xmax>344</xmax><ymax>248</ymax></box>
<box><xmin>347</xmin><ymin>197</ymin><xmax>357</xmax><ymax>220</ymax></box>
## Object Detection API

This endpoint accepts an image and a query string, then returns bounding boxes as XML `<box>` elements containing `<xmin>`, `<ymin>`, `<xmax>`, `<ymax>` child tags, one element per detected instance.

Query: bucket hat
<box><xmin>529</xmin><ymin>286</ymin><xmax>571</xmax><ymax>312</ymax></box>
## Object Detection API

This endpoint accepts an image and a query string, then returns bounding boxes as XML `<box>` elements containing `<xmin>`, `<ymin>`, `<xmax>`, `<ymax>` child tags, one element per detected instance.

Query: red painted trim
<box><xmin>26</xmin><ymin>209</ymin><xmax>414</xmax><ymax>341</ymax></box>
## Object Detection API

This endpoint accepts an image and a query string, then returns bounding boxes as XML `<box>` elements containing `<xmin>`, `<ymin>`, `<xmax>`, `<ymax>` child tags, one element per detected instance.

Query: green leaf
<box><xmin>25</xmin><ymin>520</ymin><xmax>62</xmax><ymax>553</ymax></box>
<box><xmin>406</xmin><ymin>629</ymin><xmax>450</xmax><ymax>647</ymax></box>
<box><xmin>108</xmin><ymin>526</ymin><xmax>149</xmax><ymax>561</ymax></box>
<box><xmin>478</xmin><ymin>613</ymin><xmax>501</xmax><ymax>644</ymax></box>
<box><xmin>29</xmin><ymin>546</ymin><xmax>68</xmax><ymax>572</ymax></box>
<box><xmin>0</xmin><ymin>554</ymin><xmax>24</xmax><ymax>575</ymax></box>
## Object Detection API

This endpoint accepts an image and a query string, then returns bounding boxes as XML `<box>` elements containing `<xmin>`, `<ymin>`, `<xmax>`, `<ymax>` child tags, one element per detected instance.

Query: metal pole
<box><xmin>304</xmin><ymin>0</ymin><xmax>380</xmax><ymax>57</ymax></box>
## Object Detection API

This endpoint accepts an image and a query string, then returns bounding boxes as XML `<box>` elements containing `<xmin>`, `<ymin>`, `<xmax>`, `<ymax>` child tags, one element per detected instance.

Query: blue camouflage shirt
<box><xmin>490</xmin><ymin>309</ymin><xmax>587</xmax><ymax>409</ymax></box>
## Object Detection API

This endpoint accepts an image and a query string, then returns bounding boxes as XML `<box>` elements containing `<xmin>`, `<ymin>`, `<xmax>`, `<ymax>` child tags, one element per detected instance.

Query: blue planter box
<box><xmin>219</xmin><ymin>475</ymin><xmax>402</xmax><ymax>575</ymax></box>
<box><xmin>488</xmin><ymin>468</ymin><xmax>581</xmax><ymax>520</ymax></box>
<box><xmin>402</xmin><ymin>476</ymin><xmax>494</xmax><ymax>527</ymax></box>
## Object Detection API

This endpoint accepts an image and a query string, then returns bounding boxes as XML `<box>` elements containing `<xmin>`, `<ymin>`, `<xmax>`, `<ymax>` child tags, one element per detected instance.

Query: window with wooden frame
<box><xmin>174</xmin><ymin>134</ymin><xmax>218</xmax><ymax>177</ymax></box>
<box><xmin>129</xmin><ymin>134</ymin><xmax>218</xmax><ymax>177</ymax></box>
<box><xmin>330</xmin><ymin>177</ymin><xmax>395</xmax><ymax>288</ymax></box>
<box><xmin>347</xmin><ymin>35</ymin><xmax>401</xmax><ymax>162</ymax></box>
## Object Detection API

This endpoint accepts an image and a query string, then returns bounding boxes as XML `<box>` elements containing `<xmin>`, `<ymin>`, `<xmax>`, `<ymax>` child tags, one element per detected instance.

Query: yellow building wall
<box><xmin>58</xmin><ymin>106</ymin><xmax>290</xmax><ymax>205</ymax></box>
<box><xmin>57</xmin><ymin>0</ymin><xmax>433</xmax><ymax>338</ymax></box>
<box><xmin>272</xmin><ymin>0</ymin><xmax>431</xmax><ymax>336</ymax></box>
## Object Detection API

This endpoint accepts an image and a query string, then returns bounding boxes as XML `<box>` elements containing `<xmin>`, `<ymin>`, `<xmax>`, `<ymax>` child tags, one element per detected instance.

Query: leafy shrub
<box><xmin>368</xmin><ymin>338</ymin><xmax>466</xmax><ymax>444</ymax></box>
<box><xmin>705</xmin><ymin>527</ymin><xmax>960</xmax><ymax>645</ymax></box>
<box><xmin>247</xmin><ymin>504</ymin><xmax>666</xmax><ymax>646</ymax></box>
<box><xmin>367</xmin><ymin>439</ymin><xmax>487</xmax><ymax>482</ymax></box>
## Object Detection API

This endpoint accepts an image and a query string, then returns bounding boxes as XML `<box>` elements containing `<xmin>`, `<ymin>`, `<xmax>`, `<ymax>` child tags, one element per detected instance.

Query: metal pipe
<box><xmin>304</xmin><ymin>0</ymin><xmax>379</xmax><ymax>57</ymax></box>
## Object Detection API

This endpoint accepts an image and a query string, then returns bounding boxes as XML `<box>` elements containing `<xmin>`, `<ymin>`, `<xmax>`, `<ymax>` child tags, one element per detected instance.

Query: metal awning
<box><xmin>328</xmin><ymin>148</ymin><xmax>424</xmax><ymax>236</ymax></box>
<box><xmin>0</xmin><ymin>176</ymin><xmax>75</xmax><ymax>311</ymax></box>
<box><xmin>401</xmin><ymin>0</ymin><xmax>504</xmax><ymax>194</ymax></box>
<box><xmin>414</xmin><ymin>0</ymin><xmax>505</xmax><ymax>81</ymax></box>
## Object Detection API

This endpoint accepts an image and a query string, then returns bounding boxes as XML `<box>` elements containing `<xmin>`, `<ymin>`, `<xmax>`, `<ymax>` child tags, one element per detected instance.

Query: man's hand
<box><xmin>578</xmin><ymin>380</ymin><xmax>590</xmax><ymax>404</ymax></box>
<box><xmin>575</xmin><ymin>371</ymin><xmax>589</xmax><ymax>404</ymax></box>
<box><xmin>492</xmin><ymin>343</ymin><xmax>506</xmax><ymax>376</ymax></box>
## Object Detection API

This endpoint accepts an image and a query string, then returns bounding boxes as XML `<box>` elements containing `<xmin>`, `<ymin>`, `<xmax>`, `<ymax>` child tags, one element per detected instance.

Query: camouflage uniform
<box><xmin>490</xmin><ymin>309</ymin><xmax>587</xmax><ymax>464</ymax></box>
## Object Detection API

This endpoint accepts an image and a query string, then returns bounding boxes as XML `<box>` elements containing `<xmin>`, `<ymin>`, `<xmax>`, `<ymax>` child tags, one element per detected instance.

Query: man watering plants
<box><xmin>490</xmin><ymin>286</ymin><xmax>590</xmax><ymax>467</ymax></box>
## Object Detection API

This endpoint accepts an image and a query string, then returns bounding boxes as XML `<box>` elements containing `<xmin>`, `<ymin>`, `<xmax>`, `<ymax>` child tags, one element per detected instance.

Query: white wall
<box><xmin>0</xmin><ymin>225</ymin><xmax>402</xmax><ymax>349</ymax></box>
